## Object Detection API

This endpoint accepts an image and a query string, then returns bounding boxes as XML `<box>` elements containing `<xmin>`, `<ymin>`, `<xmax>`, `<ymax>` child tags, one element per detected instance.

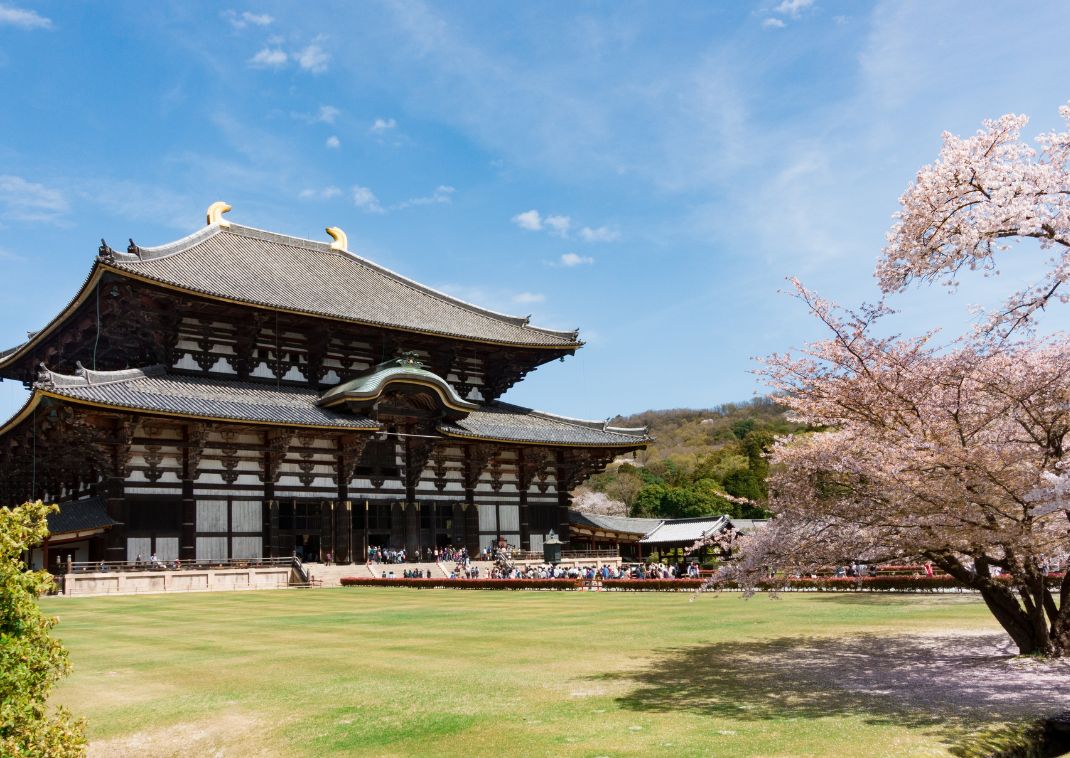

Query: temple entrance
<box><xmin>295</xmin><ymin>534</ymin><xmax>320</xmax><ymax>562</ymax></box>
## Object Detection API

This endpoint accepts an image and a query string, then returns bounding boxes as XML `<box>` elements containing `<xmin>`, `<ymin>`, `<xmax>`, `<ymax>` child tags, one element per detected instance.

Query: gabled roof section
<box><xmin>102</xmin><ymin>222</ymin><xmax>582</xmax><ymax>348</ymax></box>
<box><xmin>31</xmin><ymin>365</ymin><xmax>379</xmax><ymax>430</ymax></box>
<box><xmin>48</xmin><ymin>496</ymin><xmax>118</xmax><ymax>536</ymax></box>
<box><xmin>437</xmin><ymin>401</ymin><xmax>651</xmax><ymax>447</ymax></box>
<box><xmin>568</xmin><ymin>510</ymin><xmax>662</xmax><ymax>536</ymax></box>
<box><xmin>639</xmin><ymin>515</ymin><xmax>730</xmax><ymax>545</ymax></box>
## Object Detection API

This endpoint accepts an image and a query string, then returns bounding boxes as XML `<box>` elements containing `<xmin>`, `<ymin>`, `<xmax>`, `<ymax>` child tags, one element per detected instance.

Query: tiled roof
<box><xmin>726</xmin><ymin>518</ymin><xmax>768</xmax><ymax>534</ymax></box>
<box><xmin>31</xmin><ymin>366</ymin><xmax>648</xmax><ymax>447</ymax></box>
<box><xmin>37</xmin><ymin>366</ymin><xmax>378</xmax><ymax>429</ymax></box>
<box><xmin>437</xmin><ymin>401</ymin><xmax>651</xmax><ymax>447</ymax></box>
<box><xmin>639</xmin><ymin>515</ymin><xmax>730</xmax><ymax>544</ymax></box>
<box><xmin>48</xmin><ymin>497</ymin><xmax>118</xmax><ymax>535</ymax></box>
<box><xmin>569</xmin><ymin>510</ymin><xmax>662</xmax><ymax>535</ymax></box>
<box><xmin>105</xmin><ymin>224</ymin><xmax>580</xmax><ymax>348</ymax></box>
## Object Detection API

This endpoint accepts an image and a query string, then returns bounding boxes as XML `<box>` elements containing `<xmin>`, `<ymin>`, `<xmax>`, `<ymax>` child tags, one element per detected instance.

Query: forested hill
<box><xmin>612</xmin><ymin>397</ymin><xmax>801</xmax><ymax>463</ymax></box>
<box><xmin>579</xmin><ymin>398</ymin><xmax>809</xmax><ymax>520</ymax></box>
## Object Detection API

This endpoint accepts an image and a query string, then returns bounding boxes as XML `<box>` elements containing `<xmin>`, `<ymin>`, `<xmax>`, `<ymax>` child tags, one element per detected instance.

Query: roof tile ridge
<box><xmin>103</xmin><ymin>221</ymin><xmax>579</xmax><ymax>344</ymax></box>
<box><xmin>37</xmin><ymin>363</ymin><xmax>164</xmax><ymax>390</ymax></box>
<box><xmin>488</xmin><ymin>401</ymin><xmax>649</xmax><ymax>439</ymax></box>
<box><xmin>111</xmin><ymin>225</ymin><xmax>224</xmax><ymax>263</ymax></box>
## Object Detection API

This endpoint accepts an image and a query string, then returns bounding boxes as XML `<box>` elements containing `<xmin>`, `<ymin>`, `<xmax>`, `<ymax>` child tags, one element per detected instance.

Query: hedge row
<box><xmin>340</xmin><ymin>577</ymin><xmax>584</xmax><ymax>590</ymax></box>
<box><xmin>603</xmin><ymin>573</ymin><xmax>1067</xmax><ymax>592</ymax></box>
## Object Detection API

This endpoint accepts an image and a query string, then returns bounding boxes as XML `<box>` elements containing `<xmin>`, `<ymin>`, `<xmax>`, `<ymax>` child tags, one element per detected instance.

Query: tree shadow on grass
<box><xmin>595</xmin><ymin>633</ymin><xmax>1070</xmax><ymax>754</ymax></box>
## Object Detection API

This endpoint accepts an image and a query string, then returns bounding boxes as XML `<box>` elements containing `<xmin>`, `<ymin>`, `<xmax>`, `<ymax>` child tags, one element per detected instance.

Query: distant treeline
<box><xmin>586</xmin><ymin>398</ymin><xmax>810</xmax><ymax>520</ymax></box>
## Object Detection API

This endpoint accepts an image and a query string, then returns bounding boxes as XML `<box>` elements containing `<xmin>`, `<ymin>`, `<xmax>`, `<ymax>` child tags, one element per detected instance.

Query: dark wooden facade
<box><xmin>0</xmin><ymin>211</ymin><xmax>647</xmax><ymax>564</ymax></box>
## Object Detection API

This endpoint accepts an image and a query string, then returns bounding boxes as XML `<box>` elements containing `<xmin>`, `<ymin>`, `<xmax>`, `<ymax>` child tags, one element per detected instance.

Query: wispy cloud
<box><xmin>292</xmin><ymin>105</ymin><xmax>340</xmax><ymax>124</ymax></box>
<box><xmin>512</xmin><ymin>209</ymin><xmax>615</xmax><ymax>241</ymax></box>
<box><xmin>300</xmin><ymin>186</ymin><xmax>342</xmax><ymax>200</ymax></box>
<box><xmin>513</xmin><ymin>292</ymin><xmax>545</xmax><ymax>304</ymax></box>
<box><xmin>512</xmin><ymin>209</ymin><xmax>542</xmax><ymax>231</ymax></box>
<box><xmin>325</xmin><ymin>135</ymin><xmax>340</xmax><ymax>149</ymax></box>
<box><xmin>394</xmin><ymin>185</ymin><xmax>454</xmax><ymax>209</ymax></box>
<box><xmin>222</xmin><ymin>10</ymin><xmax>273</xmax><ymax>30</ymax></box>
<box><xmin>352</xmin><ymin>185</ymin><xmax>385</xmax><ymax>214</ymax></box>
<box><xmin>249</xmin><ymin>42</ymin><xmax>329</xmax><ymax>73</ymax></box>
<box><xmin>558</xmin><ymin>253</ymin><xmax>594</xmax><ymax>267</ymax></box>
<box><xmin>761</xmin><ymin>17</ymin><xmax>786</xmax><ymax>29</ymax></box>
<box><xmin>0</xmin><ymin>247</ymin><xmax>26</xmax><ymax>262</ymax></box>
<box><xmin>510</xmin><ymin>209</ymin><xmax>570</xmax><ymax>236</ymax></box>
<box><xmin>295</xmin><ymin>43</ymin><xmax>329</xmax><ymax>73</ymax></box>
<box><xmin>0</xmin><ymin>4</ymin><xmax>52</xmax><ymax>30</ymax></box>
<box><xmin>579</xmin><ymin>225</ymin><xmax>620</xmax><ymax>243</ymax></box>
<box><xmin>775</xmin><ymin>0</ymin><xmax>814</xmax><ymax>17</ymax></box>
<box><xmin>0</xmin><ymin>175</ymin><xmax>67</xmax><ymax>222</ymax></box>
<box><xmin>249</xmin><ymin>47</ymin><xmax>287</xmax><ymax>69</ymax></box>
<box><xmin>370</xmin><ymin>117</ymin><xmax>397</xmax><ymax>133</ymax></box>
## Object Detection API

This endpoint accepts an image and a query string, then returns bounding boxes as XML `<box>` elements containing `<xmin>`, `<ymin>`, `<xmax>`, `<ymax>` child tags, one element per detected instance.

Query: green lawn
<box><xmin>42</xmin><ymin>588</ymin><xmax>1047</xmax><ymax>757</ymax></box>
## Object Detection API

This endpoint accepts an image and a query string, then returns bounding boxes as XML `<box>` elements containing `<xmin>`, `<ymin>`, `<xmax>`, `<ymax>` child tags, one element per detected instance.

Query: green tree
<box><xmin>0</xmin><ymin>501</ymin><xmax>86</xmax><ymax>757</ymax></box>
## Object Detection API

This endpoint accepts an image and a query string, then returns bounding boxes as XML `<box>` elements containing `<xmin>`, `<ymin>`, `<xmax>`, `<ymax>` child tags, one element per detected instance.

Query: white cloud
<box><xmin>559</xmin><ymin>253</ymin><xmax>594</xmax><ymax>267</ymax></box>
<box><xmin>299</xmin><ymin>186</ymin><xmax>342</xmax><ymax>200</ymax></box>
<box><xmin>0</xmin><ymin>175</ymin><xmax>67</xmax><ymax>221</ymax></box>
<box><xmin>325</xmin><ymin>135</ymin><xmax>340</xmax><ymax>149</ymax></box>
<box><xmin>352</xmin><ymin>185</ymin><xmax>384</xmax><ymax>214</ymax></box>
<box><xmin>317</xmin><ymin>105</ymin><xmax>340</xmax><ymax>124</ymax></box>
<box><xmin>0</xmin><ymin>4</ymin><xmax>52</xmax><ymax>29</ymax></box>
<box><xmin>0</xmin><ymin>247</ymin><xmax>25</xmax><ymax>262</ymax></box>
<box><xmin>512</xmin><ymin>209</ymin><xmax>543</xmax><ymax>231</ymax></box>
<box><xmin>394</xmin><ymin>185</ymin><xmax>454</xmax><ymax>209</ymax></box>
<box><xmin>513</xmin><ymin>292</ymin><xmax>545</xmax><ymax>304</ymax></box>
<box><xmin>761</xmin><ymin>17</ymin><xmax>786</xmax><ymax>28</ymax></box>
<box><xmin>249</xmin><ymin>48</ymin><xmax>287</xmax><ymax>68</ymax></box>
<box><xmin>223</xmin><ymin>10</ymin><xmax>273</xmax><ymax>29</ymax></box>
<box><xmin>579</xmin><ymin>225</ymin><xmax>620</xmax><ymax>242</ymax></box>
<box><xmin>774</xmin><ymin>0</ymin><xmax>814</xmax><ymax>17</ymax></box>
<box><xmin>295</xmin><ymin>43</ymin><xmax>329</xmax><ymax>73</ymax></box>
<box><xmin>370</xmin><ymin>117</ymin><xmax>397</xmax><ymax>133</ymax></box>
<box><xmin>544</xmin><ymin>214</ymin><xmax>571</xmax><ymax>237</ymax></box>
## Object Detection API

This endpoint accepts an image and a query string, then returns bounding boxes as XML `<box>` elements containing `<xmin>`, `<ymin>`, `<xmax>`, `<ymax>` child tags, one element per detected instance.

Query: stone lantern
<box><xmin>543</xmin><ymin>530</ymin><xmax>562</xmax><ymax>564</ymax></box>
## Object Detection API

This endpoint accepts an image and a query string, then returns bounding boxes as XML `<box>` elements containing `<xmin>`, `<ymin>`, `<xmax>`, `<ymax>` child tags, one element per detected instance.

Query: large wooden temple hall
<box><xmin>0</xmin><ymin>203</ymin><xmax>648</xmax><ymax>566</ymax></box>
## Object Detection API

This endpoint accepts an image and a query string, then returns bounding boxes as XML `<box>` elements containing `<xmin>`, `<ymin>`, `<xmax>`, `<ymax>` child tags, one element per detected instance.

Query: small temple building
<box><xmin>0</xmin><ymin>203</ymin><xmax>648</xmax><ymax>567</ymax></box>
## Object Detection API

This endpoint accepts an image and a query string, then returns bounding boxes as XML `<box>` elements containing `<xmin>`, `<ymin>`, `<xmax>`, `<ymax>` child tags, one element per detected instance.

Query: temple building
<box><xmin>0</xmin><ymin>203</ymin><xmax>648</xmax><ymax>567</ymax></box>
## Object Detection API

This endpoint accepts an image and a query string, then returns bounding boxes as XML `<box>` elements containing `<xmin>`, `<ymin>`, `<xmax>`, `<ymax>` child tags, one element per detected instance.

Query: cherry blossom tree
<box><xmin>726</xmin><ymin>103</ymin><xmax>1070</xmax><ymax>657</ymax></box>
<box><xmin>880</xmin><ymin>104</ymin><xmax>1070</xmax><ymax>336</ymax></box>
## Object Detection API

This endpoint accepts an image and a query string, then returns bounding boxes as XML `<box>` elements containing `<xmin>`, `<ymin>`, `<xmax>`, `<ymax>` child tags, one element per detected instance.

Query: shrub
<box><xmin>339</xmin><ymin>577</ymin><xmax>584</xmax><ymax>590</ymax></box>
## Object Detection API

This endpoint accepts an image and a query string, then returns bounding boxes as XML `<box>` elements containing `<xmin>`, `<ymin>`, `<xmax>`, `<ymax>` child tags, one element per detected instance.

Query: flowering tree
<box><xmin>729</xmin><ymin>103</ymin><xmax>1070</xmax><ymax>657</ymax></box>
<box><xmin>879</xmin><ymin>104</ymin><xmax>1070</xmax><ymax>336</ymax></box>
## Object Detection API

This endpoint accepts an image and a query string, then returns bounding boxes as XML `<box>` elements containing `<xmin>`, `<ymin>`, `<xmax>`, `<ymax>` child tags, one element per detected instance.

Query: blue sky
<box><xmin>1</xmin><ymin>1</ymin><xmax>1069</xmax><ymax>422</ymax></box>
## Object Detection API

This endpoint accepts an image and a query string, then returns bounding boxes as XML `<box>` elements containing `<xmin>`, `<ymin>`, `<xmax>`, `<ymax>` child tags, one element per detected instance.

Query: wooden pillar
<box><xmin>320</xmin><ymin>500</ymin><xmax>334</xmax><ymax>562</ymax></box>
<box><xmin>104</xmin><ymin>474</ymin><xmax>126</xmax><ymax>561</ymax></box>
<box><xmin>405</xmin><ymin>502</ymin><xmax>420</xmax><ymax>557</ymax></box>
<box><xmin>519</xmin><ymin>488</ymin><xmax>530</xmax><ymax>551</ymax></box>
<box><xmin>362</xmin><ymin>500</ymin><xmax>370</xmax><ymax>562</ymax></box>
<box><xmin>390</xmin><ymin>502</ymin><xmax>404</xmax><ymax>549</ymax></box>
<box><xmin>336</xmin><ymin>500</ymin><xmax>352</xmax><ymax>563</ymax></box>
<box><xmin>451</xmin><ymin>502</ymin><xmax>465</xmax><ymax>548</ymax></box>
<box><xmin>464</xmin><ymin>500</ymin><xmax>479</xmax><ymax>556</ymax></box>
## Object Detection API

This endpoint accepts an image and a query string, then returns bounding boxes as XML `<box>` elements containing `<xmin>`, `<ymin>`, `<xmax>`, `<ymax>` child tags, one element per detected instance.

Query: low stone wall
<box><xmin>61</xmin><ymin>567</ymin><xmax>293</xmax><ymax>597</ymax></box>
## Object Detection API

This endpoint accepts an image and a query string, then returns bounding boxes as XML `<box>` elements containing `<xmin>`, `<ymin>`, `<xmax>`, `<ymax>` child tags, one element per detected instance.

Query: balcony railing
<box><xmin>63</xmin><ymin>556</ymin><xmax>294</xmax><ymax>574</ymax></box>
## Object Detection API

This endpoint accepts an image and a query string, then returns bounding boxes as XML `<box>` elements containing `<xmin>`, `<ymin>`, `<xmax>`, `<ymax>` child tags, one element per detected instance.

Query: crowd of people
<box><xmin>367</xmin><ymin>545</ymin><xmax>473</xmax><ymax>565</ymax></box>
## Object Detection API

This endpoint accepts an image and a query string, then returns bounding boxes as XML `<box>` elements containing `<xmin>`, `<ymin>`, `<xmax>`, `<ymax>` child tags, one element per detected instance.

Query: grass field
<box><xmin>41</xmin><ymin>588</ymin><xmax>1064</xmax><ymax>757</ymax></box>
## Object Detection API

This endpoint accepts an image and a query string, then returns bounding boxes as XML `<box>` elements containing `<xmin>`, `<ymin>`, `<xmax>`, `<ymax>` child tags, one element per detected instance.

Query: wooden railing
<box><xmin>509</xmin><ymin>549</ymin><xmax>620</xmax><ymax>561</ymax></box>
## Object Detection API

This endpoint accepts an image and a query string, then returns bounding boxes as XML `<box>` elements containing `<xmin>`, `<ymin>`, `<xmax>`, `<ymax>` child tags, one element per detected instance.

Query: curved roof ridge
<box><xmin>109</xmin><ymin>221</ymin><xmax>580</xmax><ymax>343</ymax></box>
<box><xmin>112</xmin><ymin>224</ymin><xmax>223</xmax><ymax>262</ymax></box>
<box><xmin>226</xmin><ymin>224</ymin><xmax>576</xmax><ymax>338</ymax></box>
<box><xmin>37</xmin><ymin>364</ymin><xmax>165</xmax><ymax>390</ymax></box>
<box><xmin>224</xmin><ymin>224</ymin><xmax>578</xmax><ymax>336</ymax></box>
<box><xmin>488</xmin><ymin>401</ymin><xmax>649</xmax><ymax>439</ymax></box>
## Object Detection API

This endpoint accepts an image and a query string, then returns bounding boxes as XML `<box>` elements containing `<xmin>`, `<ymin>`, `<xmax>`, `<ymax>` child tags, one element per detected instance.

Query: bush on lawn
<box><xmin>340</xmin><ymin>577</ymin><xmax>584</xmax><ymax>590</ymax></box>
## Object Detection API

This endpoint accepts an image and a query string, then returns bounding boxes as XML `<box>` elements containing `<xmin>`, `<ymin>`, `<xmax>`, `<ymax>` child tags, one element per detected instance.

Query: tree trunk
<box><xmin>978</xmin><ymin>585</ymin><xmax>1053</xmax><ymax>656</ymax></box>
